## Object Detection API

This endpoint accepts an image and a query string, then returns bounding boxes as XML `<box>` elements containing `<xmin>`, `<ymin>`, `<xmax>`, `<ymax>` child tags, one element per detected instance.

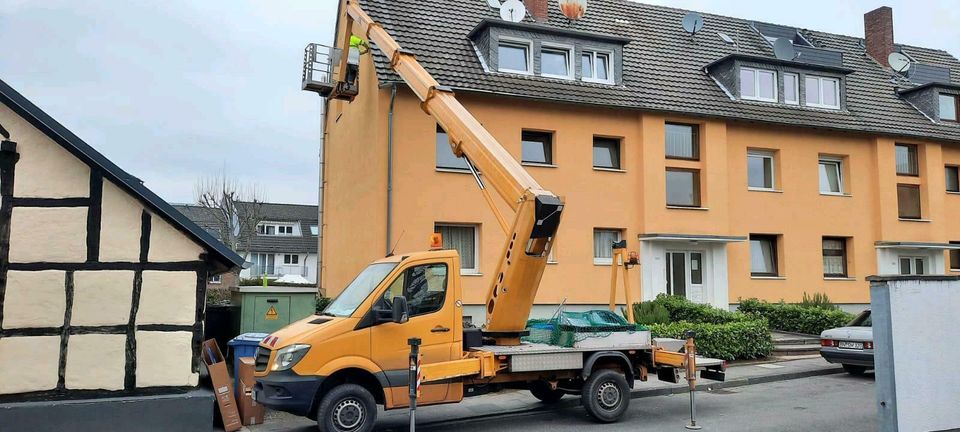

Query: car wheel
<box><xmin>843</xmin><ymin>364</ymin><xmax>867</xmax><ymax>376</ymax></box>
<box><xmin>580</xmin><ymin>369</ymin><xmax>630</xmax><ymax>423</ymax></box>
<box><xmin>530</xmin><ymin>380</ymin><xmax>565</xmax><ymax>404</ymax></box>
<box><xmin>316</xmin><ymin>384</ymin><xmax>377</xmax><ymax>432</ymax></box>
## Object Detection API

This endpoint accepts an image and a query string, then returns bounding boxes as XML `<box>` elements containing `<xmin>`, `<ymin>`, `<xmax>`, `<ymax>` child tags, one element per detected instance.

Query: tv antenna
<box><xmin>773</xmin><ymin>37</ymin><xmax>799</xmax><ymax>61</ymax></box>
<box><xmin>500</xmin><ymin>0</ymin><xmax>526</xmax><ymax>22</ymax></box>
<box><xmin>888</xmin><ymin>52</ymin><xmax>912</xmax><ymax>74</ymax></box>
<box><xmin>681</xmin><ymin>12</ymin><xmax>704</xmax><ymax>38</ymax></box>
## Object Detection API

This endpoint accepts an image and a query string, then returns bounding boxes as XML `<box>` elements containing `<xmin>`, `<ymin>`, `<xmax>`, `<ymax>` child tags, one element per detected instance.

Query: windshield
<box><xmin>323</xmin><ymin>262</ymin><xmax>398</xmax><ymax>317</ymax></box>
<box><xmin>849</xmin><ymin>310</ymin><xmax>872</xmax><ymax>327</ymax></box>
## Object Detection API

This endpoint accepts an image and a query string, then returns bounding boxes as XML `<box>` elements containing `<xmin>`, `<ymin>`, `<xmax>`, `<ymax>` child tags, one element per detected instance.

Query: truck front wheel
<box><xmin>316</xmin><ymin>384</ymin><xmax>377</xmax><ymax>432</ymax></box>
<box><xmin>580</xmin><ymin>369</ymin><xmax>630</xmax><ymax>423</ymax></box>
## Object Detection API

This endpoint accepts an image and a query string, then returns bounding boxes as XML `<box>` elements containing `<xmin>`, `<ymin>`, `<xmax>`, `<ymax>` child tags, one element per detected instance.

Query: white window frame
<box><xmin>593</xmin><ymin>228</ymin><xmax>623</xmax><ymax>265</ymax></box>
<box><xmin>209</xmin><ymin>274</ymin><xmax>222</xmax><ymax>284</ymax></box>
<box><xmin>783</xmin><ymin>73</ymin><xmax>799</xmax><ymax>105</ymax></box>
<box><xmin>283</xmin><ymin>254</ymin><xmax>299</xmax><ymax>265</ymax></box>
<box><xmin>497</xmin><ymin>37</ymin><xmax>533</xmax><ymax>75</ymax></box>
<box><xmin>540</xmin><ymin>43</ymin><xmax>574</xmax><ymax>80</ymax></box>
<box><xmin>819</xmin><ymin>157</ymin><xmax>845</xmax><ymax>195</ymax></box>
<box><xmin>740</xmin><ymin>67</ymin><xmax>778</xmax><ymax>103</ymax></box>
<box><xmin>805</xmin><ymin>75</ymin><xmax>841</xmax><ymax>110</ymax></box>
<box><xmin>747</xmin><ymin>150</ymin><xmax>777</xmax><ymax>191</ymax></box>
<box><xmin>310</xmin><ymin>225</ymin><xmax>319</xmax><ymax>236</ymax></box>
<box><xmin>940</xmin><ymin>93</ymin><xmax>958</xmax><ymax>122</ymax></box>
<box><xmin>581</xmin><ymin>49</ymin><xmax>615</xmax><ymax>85</ymax></box>
<box><xmin>898</xmin><ymin>256</ymin><xmax>928</xmax><ymax>276</ymax></box>
<box><xmin>436</xmin><ymin>223</ymin><xmax>481</xmax><ymax>275</ymax></box>
<box><xmin>257</xmin><ymin>222</ymin><xmax>296</xmax><ymax>237</ymax></box>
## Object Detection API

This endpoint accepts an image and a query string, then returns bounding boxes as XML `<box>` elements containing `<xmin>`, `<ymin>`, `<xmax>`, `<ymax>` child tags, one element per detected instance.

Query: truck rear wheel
<box><xmin>580</xmin><ymin>369</ymin><xmax>630</xmax><ymax>423</ymax></box>
<box><xmin>316</xmin><ymin>384</ymin><xmax>377</xmax><ymax>432</ymax></box>
<box><xmin>529</xmin><ymin>381</ymin><xmax>564</xmax><ymax>404</ymax></box>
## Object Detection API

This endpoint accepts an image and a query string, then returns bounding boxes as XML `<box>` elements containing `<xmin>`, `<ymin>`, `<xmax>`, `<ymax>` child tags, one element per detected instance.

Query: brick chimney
<box><xmin>525</xmin><ymin>0</ymin><xmax>548</xmax><ymax>22</ymax></box>
<box><xmin>864</xmin><ymin>6</ymin><xmax>895</xmax><ymax>67</ymax></box>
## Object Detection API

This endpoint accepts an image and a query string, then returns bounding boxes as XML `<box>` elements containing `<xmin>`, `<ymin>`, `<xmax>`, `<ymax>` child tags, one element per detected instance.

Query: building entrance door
<box><xmin>665</xmin><ymin>251</ymin><xmax>703</xmax><ymax>300</ymax></box>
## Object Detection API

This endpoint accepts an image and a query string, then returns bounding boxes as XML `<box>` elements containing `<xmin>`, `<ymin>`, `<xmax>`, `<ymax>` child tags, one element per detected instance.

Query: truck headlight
<box><xmin>272</xmin><ymin>344</ymin><xmax>311</xmax><ymax>371</ymax></box>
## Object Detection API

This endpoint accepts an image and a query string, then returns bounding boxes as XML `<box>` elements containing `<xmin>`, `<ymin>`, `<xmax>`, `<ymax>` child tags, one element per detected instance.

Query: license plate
<box><xmin>838</xmin><ymin>341</ymin><xmax>864</xmax><ymax>350</ymax></box>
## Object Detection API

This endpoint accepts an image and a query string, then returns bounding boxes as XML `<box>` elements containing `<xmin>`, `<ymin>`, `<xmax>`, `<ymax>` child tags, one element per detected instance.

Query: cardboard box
<box><xmin>202</xmin><ymin>339</ymin><xmax>242</xmax><ymax>432</ymax></box>
<box><xmin>236</xmin><ymin>357</ymin><xmax>264</xmax><ymax>425</ymax></box>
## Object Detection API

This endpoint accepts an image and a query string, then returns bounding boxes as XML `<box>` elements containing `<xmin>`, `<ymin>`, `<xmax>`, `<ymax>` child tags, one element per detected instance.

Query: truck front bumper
<box><xmin>254</xmin><ymin>370</ymin><xmax>324</xmax><ymax>417</ymax></box>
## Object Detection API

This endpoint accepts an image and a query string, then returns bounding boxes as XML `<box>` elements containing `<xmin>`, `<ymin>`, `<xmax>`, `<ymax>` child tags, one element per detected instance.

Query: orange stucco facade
<box><xmin>320</xmin><ymin>50</ymin><xmax>960</xmax><ymax>313</ymax></box>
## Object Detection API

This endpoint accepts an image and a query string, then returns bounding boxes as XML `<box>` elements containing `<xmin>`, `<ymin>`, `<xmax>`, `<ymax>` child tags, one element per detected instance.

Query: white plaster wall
<box><xmin>0</xmin><ymin>336</ymin><xmax>60</xmax><ymax>394</ymax></box>
<box><xmin>136</xmin><ymin>331</ymin><xmax>197</xmax><ymax>387</ymax></box>
<box><xmin>99</xmin><ymin>179</ymin><xmax>143</xmax><ymax>262</ymax></box>
<box><xmin>2</xmin><ymin>270</ymin><xmax>66</xmax><ymax>328</ymax></box>
<box><xmin>148</xmin><ymin>213</ymin><xmax>203</xmax><ymax>262</ymax></box>
<box><xmin>72</xmin><ymin>271</ymin><xmax>135</xmax><ymax>326</ymax></box>
<box><xmin>305</xmin><ymin>253</ymin><xmax>319</xmax><ymax>284</ymax></box>
<box><xmin>9</xmin><ymin>207</ymin><xmax>87</xmax><ymax>263</ymax></box>
<box><xmin>0</xmin><ymin>104</ymin><xmax>90</xmax><ymax>198</ymax></box>
<box><xmin>65</xmin><ymin>334</ymin><xmax>126</xmax><ymax>390</ymax></box>
<box><xmin>137</xmin><ymin>271</ymin><xmax>197</xmax><ymax>325</ymax></box>
<box><xmin>875</xmin><ymin>248</ymin><xmax>945</xmax><ymax>275</ymax></box>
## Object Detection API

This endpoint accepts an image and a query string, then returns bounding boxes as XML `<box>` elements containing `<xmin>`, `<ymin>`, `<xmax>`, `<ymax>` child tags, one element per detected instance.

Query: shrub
<box><xmin>799</xmin><ymin>292</ymin><xmax>839</xmax><ymax>311</ymax></box>
<box><xmin>632</xmin><ymin>301</ymin><xmax>671</xmax><ymax>325</ymax></box>
<box><xmin>651</xmin><ymin>294</ymin><xmax>750</xmax><ymax>324</ymax></box>
<box><xmin>650</xmin><ymin>320</ymin><xmax>773</xmax><ymax>361</ymax></box>
<box><xmin>315</xmin><ymin>296</ymin><xmax>332</xmax><ymax>313</ymax></box>
<box><xmin>738</xmin><ymin>298</ymin><xmax>853</xmax><ymax>335</ymax></box>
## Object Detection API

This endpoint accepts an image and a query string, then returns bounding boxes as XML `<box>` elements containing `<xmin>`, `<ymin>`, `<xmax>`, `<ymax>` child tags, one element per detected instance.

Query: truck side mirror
<box><xmin>391</xmin><ymin>296</ymin><xmax>409</xmax><ymax>324</ymax></box>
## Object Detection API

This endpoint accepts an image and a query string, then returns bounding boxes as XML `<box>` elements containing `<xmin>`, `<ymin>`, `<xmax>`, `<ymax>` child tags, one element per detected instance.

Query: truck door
<box><xmin>370</xmin><ymin>260</ymin><xmax>457</xmax><ymax>406</ymax></box>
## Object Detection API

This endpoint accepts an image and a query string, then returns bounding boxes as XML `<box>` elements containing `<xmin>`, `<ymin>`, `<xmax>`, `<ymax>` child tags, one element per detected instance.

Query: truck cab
<box><xmin>253</xmin><ymin>249</ymin><xmax>465</xmax><ymax>427</ymax></box>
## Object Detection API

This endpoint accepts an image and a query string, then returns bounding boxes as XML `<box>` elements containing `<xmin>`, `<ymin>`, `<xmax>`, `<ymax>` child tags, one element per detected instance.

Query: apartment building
<box><xmin>321</xmin><ymin>0</ymin><xmax>960</xmax><ymax>317</ymax></box>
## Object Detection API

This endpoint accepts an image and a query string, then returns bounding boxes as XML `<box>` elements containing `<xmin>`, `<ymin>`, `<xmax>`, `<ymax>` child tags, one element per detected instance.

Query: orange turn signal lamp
<box><xmin>430</xmin><ymin>233</ymin><xmax>443</xmax><ymax>249</ymax></box>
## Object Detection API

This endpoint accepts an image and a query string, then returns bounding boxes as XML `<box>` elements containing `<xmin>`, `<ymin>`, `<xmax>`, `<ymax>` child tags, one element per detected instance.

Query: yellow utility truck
<box><xmin>253</xmin><ymin>2</ymin><xmax>725</xmax><ymax>431</ymax></box>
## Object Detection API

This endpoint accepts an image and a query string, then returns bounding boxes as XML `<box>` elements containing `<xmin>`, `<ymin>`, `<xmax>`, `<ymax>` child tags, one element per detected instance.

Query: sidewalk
<box><xmin>246</xmin><ymin>356</ymin><xmax>842</xmax><ymax>431</ymax></box>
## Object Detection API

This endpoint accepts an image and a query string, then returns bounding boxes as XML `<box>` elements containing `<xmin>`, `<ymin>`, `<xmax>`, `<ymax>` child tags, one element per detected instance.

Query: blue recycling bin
<box><xmin>228</xmin><ymin>332</ymin><xmax>269</xmax><ymax>391</ymax></box>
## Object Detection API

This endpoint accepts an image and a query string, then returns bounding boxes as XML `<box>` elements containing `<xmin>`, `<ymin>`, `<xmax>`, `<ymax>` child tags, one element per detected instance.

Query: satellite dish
<box><xmin>500</xmin><ymin>0</ymin><xmax>526</xmax><ymax>22</ymax></box>
<box><xmin>558</xmin><ymin>0</ymin><xmax>587</xmax><ymax>20</ymax></box>
<box><xmin>682</xmin><ymin>12</ymin><xmax>704</xmax><ymax>36</ymax></box>
<box><xmin>487</xmin><ymin>0</ymin><xmax>502</xmax><ymax>7</ymax></box>
<box><xmin>773</xmin><ymin>37</ymin><xmax>796</xmax><ymax>61</ymax></box>
<box><xmin>888</xmin><ymin>52</ymin><xmax>912</xmax><ymax>73</ymax></box>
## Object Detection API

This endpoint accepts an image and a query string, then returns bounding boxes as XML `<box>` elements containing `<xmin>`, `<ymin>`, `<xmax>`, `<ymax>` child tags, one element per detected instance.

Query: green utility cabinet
<box><xmin>231</xmin><ymin>286</ymin><xmax>318</xmax><ymax>334</ymax></box>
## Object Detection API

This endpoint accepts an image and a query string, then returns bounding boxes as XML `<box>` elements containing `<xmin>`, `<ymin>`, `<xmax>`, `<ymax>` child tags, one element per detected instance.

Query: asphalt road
<box><xmin>383</xmin><ymin>373</ymin><xmax>876</xmax><ymax>432</ymax></box>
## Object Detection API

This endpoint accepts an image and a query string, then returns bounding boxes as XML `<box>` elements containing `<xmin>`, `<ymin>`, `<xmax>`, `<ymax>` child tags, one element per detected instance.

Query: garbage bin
<box><xmin>228</xmin><ymin>333</ymin><xmax>269</xmax><ymax>391</ymax></box>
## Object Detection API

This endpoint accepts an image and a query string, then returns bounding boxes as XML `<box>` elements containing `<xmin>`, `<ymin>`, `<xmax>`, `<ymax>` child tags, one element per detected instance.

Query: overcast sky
<box><xmin>0</xmin><ymin>1</ymin><xmax>957</xmax><ymax>205</ymax></box>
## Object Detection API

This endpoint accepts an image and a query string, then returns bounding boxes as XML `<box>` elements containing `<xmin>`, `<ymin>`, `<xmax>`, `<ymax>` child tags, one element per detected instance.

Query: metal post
<box><xmin>408</xmin><ymin>337</ymin><xmax>421</xmax><ymax>432</ymax></box>
<box><xmin>684</xmin><ymin>331</ymin><xmax>701</xmax><ymax>430</ymax></box>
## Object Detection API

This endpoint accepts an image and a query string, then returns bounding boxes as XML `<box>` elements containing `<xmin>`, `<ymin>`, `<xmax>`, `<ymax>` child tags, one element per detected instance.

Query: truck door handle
<box><xmin>431</xmin><ymin>326</ymin><xmax>450</xmax><ymax>333</ymax></box>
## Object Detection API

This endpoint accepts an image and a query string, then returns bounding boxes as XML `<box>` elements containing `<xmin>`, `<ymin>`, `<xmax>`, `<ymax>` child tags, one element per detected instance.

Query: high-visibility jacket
<box><xmin>350</xmin><ymin>36</ymin><xmax>369</xmax><ymax>54</ymax></box>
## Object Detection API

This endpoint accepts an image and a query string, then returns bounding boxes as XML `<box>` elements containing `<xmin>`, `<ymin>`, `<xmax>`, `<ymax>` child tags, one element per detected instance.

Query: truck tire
<box><xmin>580</xmin><ymin>369</ymin><xmax>630</xmax><ymax>423</ymax></box>
<box><xmin>316</xmin><ymin>384</ymin><xmax>377</xmax><ymax>432</ymax></box>
<box><xmin>530</xmin><ymin>381</ymin><xmax>564</xmax><ymax>404</ymax></box>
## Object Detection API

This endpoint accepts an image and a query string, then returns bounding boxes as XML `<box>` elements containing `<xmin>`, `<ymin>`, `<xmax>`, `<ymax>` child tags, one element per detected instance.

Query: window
<box><xmin>380</xmin><ymin>263</ymin><xmax>448</xmax><ymax>317</ymax></box>
<box><xmin>279</xmin><ymin>226</ymin><xmax>293</xmax><ymax>235</ymax></box>
<box><xmin>498</xmin><ymin>40</ymin><xmax>531</xmax><ymax>73</ymax></box>
<box><xmin>819</xmin><ymin>158</ymin><xmax>844</xmax><ymax>194</ymax></box>
<box><xmin>283</xmin><ymin>254</ymin><xmax>299</xmax><ymax>265</ymax></box>
<box><xmin>435</xmin><ymin>224</ymin><xmax>479</xmax><ymax>273</ymax></box>
<box><xmin>940</xmin><ymin>93</ymin><xmax>958</xmax><ymax>122</ymax></box>
<box><xmin>521</xmin><ymin>131</ymin><xmax>553</xmax><ymax>165</ymax></box>
<box><xmin>257</xmin><ymin>223</ymin><xmax>294</xmax><ymax>236</ymax></box>
<box><xmin>822</xmin><ymin>237</ymin><xmax>848</xmax><ymax>277</ymax></box>
<box><xmin>436</xmin><ymin>125</ymin><xmax>469</xmax><ymax>171</ymax></box>
<box><xmin>593</xmin><ymin>137</ymin><xmax>621</xmax><ymax>169</ymax></box>
<box><xmin>740</xmin><ymin>67</ymin><xmax>777</xmax><ymax>102</ymax></box>
<box><xmin>310</xmin><ymin>225</ymin><xmax>319</xmax><ymax>236</ymax></box>
<box><xmin>251</xmin><ymin>253</ymin><xmax>275</xmax><ymax>276</ymax></box>
<box><xmin>805</xmin><ymin>75</ymin><xmax>840</xmax><ymax>109</ymax></box>
<box><xmin>899</xmin><ymin>256</ymin><xmax>926</xmax><ymax>276</ymax></box>
<box><xmin>541</xmin><ymin>46</ymin><xmax>572</xmax><ymax>79</ymax></box>
<box><xmin>257</xmin><ymin>225</ymin><xmax>275</xmax><ymax>236</ymax></box>
<box><xmin>897</xmin><ymin>184</ymin><xmax>922</xmax><ymax>219</ymax></box>
<box><xmin>665</xmin><ymin>123</ymin><xmax>699</xmax><ymax>160</ymax></box>
<box><xmin>750</xmin><ymin>234</ymin><xmax>779</xmax><ymax>276</ymax></box>
<box><xmin>747</xmin><ymin>150</ymin><xmax>775</xmax><ymax>190</ymax></box>
<box><xmin>950</xmin><ymin>241</ymin><xmax>960</xmax><ymax>271</ymax></box>
<box><xmin>946</xmin><ymin>166</ymin><xmax>960</xmax><ymax>192</ymax></box>
<box><xmin>209</xmin><ymin>274</ymin><xmax>222</xmax><ymax>284</ymax></box>
<box><xmin>582</xmin><ymin>50</ymin><xmax>613</xmax><ymax>83</ymax></box>
<box><xmin>666</xmin><ymin>169</ymin><xmax>701</xmax><ymax>207</ymax></box>
<box><xmin>593</xmin><ymin>229</ymin><xmax>623</xmax><ymax>265</ymax></box>
<box><xmin>783</xmin><ymin>73</ymin><xmax>799</xmax><ymax>105</ymax></box>
<box><xmin>895</xmin><ymin>144</ymin><xmax>918</xmax><ymax>176</ymax></box>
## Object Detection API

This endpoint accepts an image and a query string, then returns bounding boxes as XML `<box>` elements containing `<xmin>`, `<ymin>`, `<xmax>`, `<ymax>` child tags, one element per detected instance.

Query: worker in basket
<box><xmin>345</xmin><ymin>35</ymin><xmax>368</xmax><ymax>86</ymax></box>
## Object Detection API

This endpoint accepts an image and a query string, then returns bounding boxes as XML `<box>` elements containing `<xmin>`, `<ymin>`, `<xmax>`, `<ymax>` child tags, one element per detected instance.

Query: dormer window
<box><xmin>940</xmin><ymin>93</ymin><xmax>958</xmax><ymax>122</ymax></box>
<box><xmin>740</xmin><ymin>67</ymin><xmax>777</xmax><ymax>102</ymax></box>
<box><xmin>541</xmin><ymin>45</ymin><xmax>573</xmax><ymax>79</ymax></box>
<box><xmin>582</xmin><ymin>50</ymin><xmax>613</xmax><ymax>83</ymax></box>
<box><xmin>497</xmin><ymin>39</ymin><xmax>531</xmax><ymax>74</ymax></box>
<box><xmin>784</xmin><ymin>73</ymin><xmax>799</xmax><ymax>105</ymax></box>
<box><xmin>805</xmin><ymin>75</ymin><xmax>841</xmax><ymax>109</ymax></box>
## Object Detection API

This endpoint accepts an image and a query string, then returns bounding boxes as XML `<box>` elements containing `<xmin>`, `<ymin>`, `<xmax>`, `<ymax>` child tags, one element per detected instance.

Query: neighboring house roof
<box><xmin>358</xmin><ymin>0</ymin><xmax>960</xmax><ymax>144</ymax></box>
<box><xmin>0</xmin><ymin>78</ymin><xmax>244</xmax><ymax>272</ymax></box>
<box><xmin>173</xmin><ymin>202</ymin><xmax>319</xmax><ymax>255</ymax></box>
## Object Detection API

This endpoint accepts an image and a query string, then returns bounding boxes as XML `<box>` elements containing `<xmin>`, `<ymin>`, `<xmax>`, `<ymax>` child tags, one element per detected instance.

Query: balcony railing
<box><xmin>249</xmin><ymin>264</ymin><xmax>308</xmax><ymax>279</ymax></box>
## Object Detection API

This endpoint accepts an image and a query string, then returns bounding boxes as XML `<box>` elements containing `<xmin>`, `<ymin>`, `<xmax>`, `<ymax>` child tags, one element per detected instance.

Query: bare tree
<box><xmin>194</xmin><ymin>171</ymin><xmax>265</xmax><ymax>257</ymax></box>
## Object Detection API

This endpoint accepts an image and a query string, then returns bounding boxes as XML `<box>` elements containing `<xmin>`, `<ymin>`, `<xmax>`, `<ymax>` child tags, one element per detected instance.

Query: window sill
<box><xmin>951</xmin><ymin>269</ymin><xmax>960</xmax><ymax>273</ymax></box>
<box><xmin>593</xmin><ymin>167</ymin><xmax>626</xmax><ymax>173</ymax></box>
<box><xmin>666</xmin><ymin>205</ymin><xmax>709</xmax><ymax>211</ymax></box>
<box><xmin>460</xmin><ymin>272</ymin><xmax>483</xmax><ymax>277</ymax></box>
<box><xmin>751</xmin><ymin>276</ymin><xmax>785</xmax><ymax>280</ymax></box>
<box><xmin>498</xmin><ymin>68</ymin><xmax>533</xmax><ymax>76</ymax></box>
<box><xmin>899</xmin><ymin>218</ymin><xmax>932</xmax><ymax>223</ymax></box>
<box><xmin>547</xmin><ymin>261</ymin><xmax>559</xmax><ymax>265</ymax></box>
<box><xmin>824</xmin><ymin>277</ymin><xmax>857</xmax><ymax>281</ymax></box>
<box><xmin>748</xmin><ymin>187</ymin><xmax>782</xmax><ymax>193</ymax></box>
<box><xmin>436</xmin><ymin>167</ymin><xmax>472</xmax><ymax>174</ymax></box>
<box><xmin>820</xmin><ymin>192</ymin><xmax>852</xmax><ymax>197</ymax></box>
<box><xmin>542</xmin><ymin>73</ymin><xmax>574</xmax><ymax>81</ymax></box>
<box><xmin>593</xmin><ymin>261</ymin><xmax>613</xmax><ymax>266</ymax></box>
<box><xmin>741</xmin><ymin>96</ymin><xmax>779</xmax><ymax>104</ymax></box>
<box><xmin>947</xmin><ymin>191</ymin><xmax>960</xmax><ymax>195</ymax></box>
<box><xmin>521</xmin><ymin>162</ymin><xmax>557</xmax><ymax>168</ymax></box>
<box><xmin>582</xmin><ymin>78</ymin><xmax>616</xmax><ymax>85</ymax></box>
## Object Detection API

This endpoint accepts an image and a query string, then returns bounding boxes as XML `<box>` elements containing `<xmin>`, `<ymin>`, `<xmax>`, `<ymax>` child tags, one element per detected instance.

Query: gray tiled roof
<box><xmin>358</xmin><ymin>0</ymin><xmax>960</xmax><ymax>144</ymax></box>
<box><xmin>173</xmin><ymin>202</ymin><xmax>318</xmax><ymax>254</ymax></box>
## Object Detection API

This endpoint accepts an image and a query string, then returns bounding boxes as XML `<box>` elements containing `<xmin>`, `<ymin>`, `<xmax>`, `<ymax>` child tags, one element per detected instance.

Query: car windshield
<box><xmin>323</xmin><ymin>262</ymin><xmax>398</xmax><ymax>317</ymax></box>
<box><xmin>849</xmin><ymin>310</ymin><xmax>872</xmax><ymax>327</ymax></box>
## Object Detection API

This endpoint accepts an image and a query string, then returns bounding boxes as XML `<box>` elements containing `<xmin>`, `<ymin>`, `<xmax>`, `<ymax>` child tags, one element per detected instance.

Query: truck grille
<box><xmin>255</xmin><ymin>346</ymin><xmax>271</xmax><ymax>372</ymax></box>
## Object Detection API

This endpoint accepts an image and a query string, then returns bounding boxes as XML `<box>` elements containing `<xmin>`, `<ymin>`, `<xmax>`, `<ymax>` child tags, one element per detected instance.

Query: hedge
<box><xmin>650</xmin><ymin>294</ymin><xmax>751</xmax><ymax>324</ymax></box>
<box><xmin>650</xmin><ymin>320</ymin><xmax>773</xmax><ymax>361</ymax></box>
<box><xmin>738</xmin><ymin>298</ymin><xmax>854</xmax><ymax>335</ymax></box>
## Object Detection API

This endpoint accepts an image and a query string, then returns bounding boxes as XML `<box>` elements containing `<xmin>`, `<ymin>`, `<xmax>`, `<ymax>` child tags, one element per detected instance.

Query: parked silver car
<box><xmin>820</xmin><ymin>310</ymin><xmax>873</xmax><ymax>375</ymax></box>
